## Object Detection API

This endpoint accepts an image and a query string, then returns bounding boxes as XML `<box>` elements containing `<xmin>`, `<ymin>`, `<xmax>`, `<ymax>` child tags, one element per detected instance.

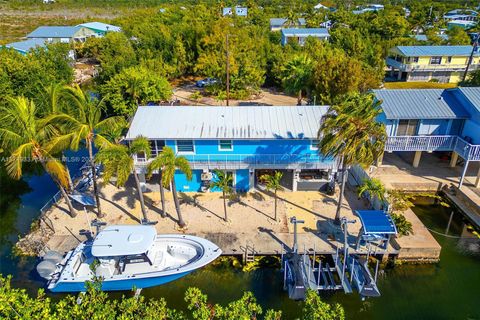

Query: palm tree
<box><xmin>318</xmin><ymin>92</ymin><xmax>386</xmax><ymax>224</ymax></box>
<box><xmin>45</xmin><ymin>84</ymin><xmax>125</xmax><ymax>218</ymax></box>
<box><xmin>156</xmin><ymin>147</ymin><xmax>192</xmax><ymax>228</ymax></box>
<box><xmin>281</xmin><ymin>55</ymin><xmax>313</xmax><ymax>105</ymax></box>
<box><xmin>146</xmin><ymin>154</ymin><xmax>168</xmax><ymax>218</ymax></box>
<box><xmin>210</xmin><ymin>170</ymin><xmax>233</xmax><ymax>222</ymax></box>
<box><xmin>260</xmin><ymin>171</ymin><xmax>283</xmax><ymax>221</ymax></box>
<box><xmin>0</xmin><ymin>97</ymin><xmax>77</xmax><ymax>217</ymax></box>
<box><xmin>358</xmin><ymin>178</ymin><xmax>386</xmax><ymax>206</ymax></box>
<box><xmin>95</xmin><ymin>136</ymin><xmax>151</xmax><ymax>224</ymax></box>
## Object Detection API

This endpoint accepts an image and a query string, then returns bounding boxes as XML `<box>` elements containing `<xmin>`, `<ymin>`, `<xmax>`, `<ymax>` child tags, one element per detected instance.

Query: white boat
<box><xmin>37</xmin><ymin>225</ymin><xmax>222</xmax><ymax>292</ymax></box>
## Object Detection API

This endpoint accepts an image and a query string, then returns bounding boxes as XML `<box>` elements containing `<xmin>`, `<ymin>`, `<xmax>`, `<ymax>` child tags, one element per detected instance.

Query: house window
<box><xmin>176</xmin><ymin>140</ymin><xmax>194</xmax><ymax>153</ymax></box>
<box><xmin>408</xmin><ymin>57</ymin><xmax>419</xmax><ymax>63</ymax></box>
<box><xmin>397</xmin><ymin>120</ymin><xmax>419</xmax><ymax>136</ymax></box>
<box><xmin>310</xmin><ymin>139</ymin><xmax>320</xmax><ymax>150</ymax></box>
<box><xmin>150</xmin><ymin>140</ymin><xmax>165</xmax><ymax>157</ymax></box>
<box><xmin>430</xmin><ymin>56</ymin><xmax>442</xmax><ymax>65</ymax></box>
<box><xmin>446</xmin><ymin>56</ymin><xmax>452</xmax><ymax>63</ymax></box>
<box><xmin>219</xmin><ymin>140</ymin><xmax>233</xmax><ymax>151</ymax></box>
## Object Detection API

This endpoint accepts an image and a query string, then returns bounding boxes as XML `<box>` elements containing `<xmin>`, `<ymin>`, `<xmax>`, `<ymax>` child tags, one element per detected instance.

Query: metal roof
<box><xmin>355</xmin><ymin>210</ymin><xmax>397</xmax><ymax>235</ymax></box>
<box><xmin>5</xmin><ymin>39</ymin><xmax>47</xmax><ymax>53</ymax></box>
<box><xmin>281</xmin><ymin>28</ymin><xmax>330</xmax><ymax>36</ymax></box>
<box><xmin>458</xmin><ymin>87</ymin><xmax>480</xmax><ymax>113</ymax></box>
<box><xmin>91</xmin><ymin>225</ymin><xmax>156</xmax><ymax>257</ymax></box>
<box><xmin>412</xmin><ymin>34</ymin><xmax>449</xmax><ymax>41</ymax></box>
<box><xmin>78</xmin><ymin>22</ymin><xmax>121</xmax><ymax>33</ymax></box>
<box><xmin>126</xmin><ymin>105</ymin><xmax>329</xmax><ymax>140</ymax></box>
<box><xmin>27</xmin><ymin>26</ymin><xmax>82</xmax><ymax>38</ymax></box>
<box><xmin>373</xmin><ymin>89</ymin><xmax>470</xmax><ymax>120</ymax></box>
<box><xmin>395</xmin><ymin>45</ymin><xmax>478</xmax><ymax>57</ymax></box>
<box><xmin>270</xmin><ymin>18</ymin><xmax>306</xmax><ymax>27</ymax></box>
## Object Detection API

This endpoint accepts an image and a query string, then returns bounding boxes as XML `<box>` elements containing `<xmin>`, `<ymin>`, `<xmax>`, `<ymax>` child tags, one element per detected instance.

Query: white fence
<box><xmin>348</xmin><ymin>165</ymin><xmax>389</xmax><ymax>211</ymax></box>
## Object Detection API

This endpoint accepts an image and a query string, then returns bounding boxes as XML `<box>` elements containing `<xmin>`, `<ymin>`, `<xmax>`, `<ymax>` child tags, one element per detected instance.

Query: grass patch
<box><xmin>383</xmin><ymin>82</ymin><xmax>458</xmax><ymax>89</ymax></box>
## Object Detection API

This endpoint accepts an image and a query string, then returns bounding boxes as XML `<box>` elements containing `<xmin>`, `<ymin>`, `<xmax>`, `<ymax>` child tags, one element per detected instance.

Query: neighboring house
<box><xmin>77</xmin><ymin>22</ymin><xmax>121</xmax><ymax>37</ymax></box>
<box><xmin>281</xmin><ymin>28</ymin><xmax>330</xmax><ymax>46</ymax></box>
<box><xmin>374</xmin><ymin>88</ymin><xmax>480</xmax><ymax>186</ymax></box>
<box><xmin>447</xmin><ymin>20</ymin><xmax>477</xmax><ymax>30</ymax></box>
<box><xmin>27</xmin><ymin>26</ymin><xmax>97</xmax><ymax>43</ymax></box>
<box><xmin>443</xmin><ymin>9</ymin><xmax>478</xmax><ymax>22</ymax></box>
<box><xmin>412</xmin><ymin>34</ymin><xmax>449</xmax><ymax>42</ymax></box>
<box><xmin>222</xmin><ymin>6</ymin><xmax>248</xmax><ymax>16</ymax></box>
<box><xmin>353</xmin><ymin>4</ymin><xmax>384</xmax><ymax>14</ymax></box>
<box><xmin>386</xmin><ymin>45</ymin><xmax>480</xmax><ymax>83</ymax></box>
<box><xmin>125</xmin><ymin>105</ymin><xmax>338</xmax><ymax>192</ymax></box>
<box><xmin>269</xmin><ymin>18</ymin><xmax>306</xmax><ymax>31</ymax></box>
<box><xmin>4</xmin><ymin>39</ymin><xmax>47</xmax><ymax>55</ymax></box>
<box><xmin>314</xmin><ymin>3</ymin><xmax>329</xmax><ymax>10</ymax></box>
<box><xmin>4</xmin><ymin>38</ymin><xmax>75</xmax><ymax>59</ymax></box>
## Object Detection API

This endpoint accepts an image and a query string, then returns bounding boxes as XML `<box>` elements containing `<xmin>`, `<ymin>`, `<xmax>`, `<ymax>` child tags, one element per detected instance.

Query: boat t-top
<box><xmin>37</xmin><ymin>225</ymin><xmax>222</xmax><ymax>292</ymax></box>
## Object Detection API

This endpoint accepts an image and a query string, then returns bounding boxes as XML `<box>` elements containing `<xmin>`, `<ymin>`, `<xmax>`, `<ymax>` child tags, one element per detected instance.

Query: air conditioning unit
<box><xmin>201</xmin><ymin>172</ymin><xmax>213</xmax><ymax>181</ymax></box>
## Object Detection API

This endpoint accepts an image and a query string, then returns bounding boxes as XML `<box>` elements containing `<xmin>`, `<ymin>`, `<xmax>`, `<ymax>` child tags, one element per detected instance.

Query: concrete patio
<box><xmin>17</xmin><ymin>175</ymin><xmax>441</xmax><ymax>263</ymax></box>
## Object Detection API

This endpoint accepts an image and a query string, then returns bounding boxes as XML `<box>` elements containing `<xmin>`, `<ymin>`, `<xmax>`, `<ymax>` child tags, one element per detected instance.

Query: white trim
<box><xmin>175</xmin><ymin>140</ymin><xmax>195</xmax><ymax>154</ymax></box>
<box><xmin>310</xmin><ymin>139</ymin><xmax>319</xmax><ymax>150</ymax></box>
<box><xmin>218</xmin><ymin>140</ymin><xmax>233</xmax><ymax>151</ymax></box>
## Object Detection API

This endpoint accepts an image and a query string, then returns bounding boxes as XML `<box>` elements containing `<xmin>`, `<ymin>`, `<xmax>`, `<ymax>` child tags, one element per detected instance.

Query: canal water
<box><xmin>0</xmin><ymin>166</ymin><xmax>479</xmax><ymax>319</ymax></box>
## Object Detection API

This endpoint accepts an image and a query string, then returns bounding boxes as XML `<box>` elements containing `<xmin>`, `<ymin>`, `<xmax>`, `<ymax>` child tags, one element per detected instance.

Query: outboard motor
<box><xmin>36</xmin><ymin>251</ymin><xmax>63</xmax><ymax>280</ymax></box>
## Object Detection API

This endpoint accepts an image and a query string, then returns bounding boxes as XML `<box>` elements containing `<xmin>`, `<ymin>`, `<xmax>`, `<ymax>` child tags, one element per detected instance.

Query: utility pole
<box><xmin>462</xmin><ymin>32</ymin><xmax>479</xmax><ymax>82</ymax></box>
<box><xmin>226</xmin><ymin>34</ymin><xmax>230</xmax><ymax>106</ymax></box>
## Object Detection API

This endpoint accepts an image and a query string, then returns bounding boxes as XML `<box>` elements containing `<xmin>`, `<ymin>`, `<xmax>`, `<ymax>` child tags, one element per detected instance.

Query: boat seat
<box><xmin>153</xmin><ymin>251</ymin><xmax>165</xmax><ymax>268</ymax></box>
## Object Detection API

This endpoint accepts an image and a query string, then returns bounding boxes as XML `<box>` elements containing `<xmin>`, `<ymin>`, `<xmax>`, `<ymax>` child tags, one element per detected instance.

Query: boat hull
<box><xmin>50</xmin><ymin>271</ymin><xmax>192</xmax><ymax>293</ymax></box>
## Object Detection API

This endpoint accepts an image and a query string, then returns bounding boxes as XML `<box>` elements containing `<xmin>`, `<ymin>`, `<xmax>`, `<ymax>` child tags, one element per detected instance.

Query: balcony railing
<box><xmin>135</xmin><ymin>153</ymin><xmax>337</xmax><ymax>170</ymax></box>
<box><xmin>386</xmin><ymin>58</ymin><xmax>479</xmax><ymax>72</ymax></box>
<box><xmin>385</xmin><ymin>135</ymin><xmax>480</xmax><ymax>161</ymax></box>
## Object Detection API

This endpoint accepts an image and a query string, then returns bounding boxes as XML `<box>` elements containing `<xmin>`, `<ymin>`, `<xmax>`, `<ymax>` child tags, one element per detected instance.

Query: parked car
<box><xmin>196</xmin><ymin>78</ymin><xmax>218</xmax><ymax>88</ymax></box>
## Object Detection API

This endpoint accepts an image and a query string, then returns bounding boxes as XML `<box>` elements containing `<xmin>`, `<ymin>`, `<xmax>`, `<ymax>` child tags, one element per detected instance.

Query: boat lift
<box><xmin>283</xmin><ymin>211</ymin><xmax>395</xmax><ymax>300</ymax></box>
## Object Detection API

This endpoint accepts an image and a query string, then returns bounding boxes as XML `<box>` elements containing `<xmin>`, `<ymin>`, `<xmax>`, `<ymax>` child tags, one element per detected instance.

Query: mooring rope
<box><xmin>425</xmin><ymin>227</ymin><xmax>477</xmax><ymax>239</ymax></box>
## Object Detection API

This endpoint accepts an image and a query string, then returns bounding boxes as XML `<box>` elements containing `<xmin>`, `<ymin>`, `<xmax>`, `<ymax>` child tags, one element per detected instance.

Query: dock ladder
<box><xmin>244</xmin><ymin>242</ymin><xmax>256</xmax><ymax>263</ymax></box>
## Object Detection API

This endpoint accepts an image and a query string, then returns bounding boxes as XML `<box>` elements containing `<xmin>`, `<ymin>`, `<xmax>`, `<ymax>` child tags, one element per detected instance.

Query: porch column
<box><xmin>292</xmin><ymin>169</ymin><xmax>300</xmax><ymax>192</ymax></box>
<box><xmin>475</xmin><ymin>166</ymin><xmax>480</xmax><ymax>188</ymax></box>
<box><xmin>413</xmin><ymin>151</ymin><xmax>422</xmax><ymax>168</ymax></box>
<box><xmin>450</xmin><ymin>152</ymin><xmax>459</xmax><ymax>167</ymax></box>
<box><xmin>459</xmin><ymin>160</ymin><xmax>470</xmax><ymax>189</ymax></box>
<box><xmin>249</xmin><ymin>169</ymin><xmax>255</xmax><ymax>191</ymax></box>
<box><xmin>377</xmin><ymin>152</ymin><xmax>384</xmax><ymax>167</ymax></box>
<box><xmin>397</xmin><ymin>71</ymin><xmax>402</xmax><ymax>80</ymax></box>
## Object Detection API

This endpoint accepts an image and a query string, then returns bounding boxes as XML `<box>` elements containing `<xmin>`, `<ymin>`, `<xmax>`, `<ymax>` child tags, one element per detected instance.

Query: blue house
<box><xmin>125</xmin><ymin>105</ymin><xmax>338</xmax><ymax>192</ymax></box>
<box><xmin>374</xmin><ymin>88</ymin><xmax>480</xmax><ymax>187</ymax></box>
<box><xmin>4</xmin><ymin>39</ymin><xmax>47</xmax><ymax>55</ymax></box>
<box><xmin>27</xmin><ymin>26</ymin><xmax>96</xmax><ymax>43</ymax></box>
<box><xmin>77</xmin><ymin>22</ymin><xmax>121</xmax><ymax>37</ymax></box>
<box><xmin>281</xmin><ymin>28</ymin><xmax>330</xmax><ymax>46</ymax></box>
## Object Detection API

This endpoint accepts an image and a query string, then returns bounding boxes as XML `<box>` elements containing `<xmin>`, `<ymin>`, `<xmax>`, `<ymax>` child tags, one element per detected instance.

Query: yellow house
<box><xmin>386</xmin><ymin>45</ymin><xmax>480</xmax><ymax>83</ymax></box>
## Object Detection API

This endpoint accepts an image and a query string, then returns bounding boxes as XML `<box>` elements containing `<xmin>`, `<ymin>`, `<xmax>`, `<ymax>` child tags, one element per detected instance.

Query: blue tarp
<box><xmin>355</xmin><ymin>210</ymin><xmax>397</xmax><ymax>235</ymax></box>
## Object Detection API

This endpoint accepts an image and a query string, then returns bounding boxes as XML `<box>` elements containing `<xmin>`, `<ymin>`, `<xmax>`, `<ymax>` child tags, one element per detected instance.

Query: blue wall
<box><xmin>236</xmin><ymin>169</ymin><xmax>250</xmax><ymax>192</ymax></box>
<box><xmin>174</xmin><ymin>170</ymin><xmax>202</xmax><ymax>192</ymax></box>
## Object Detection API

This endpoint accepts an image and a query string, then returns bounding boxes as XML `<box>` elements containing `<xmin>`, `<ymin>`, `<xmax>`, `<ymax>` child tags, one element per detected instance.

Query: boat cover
<box><xmin>70</xmin><ymin>193</ymin><xmax>96</xmax><ymax>206</ymax></box>
<box><xmin>355</xmin><ymin>210</ymin><xmax>397</xmax><ymax>235</ymax></box>
<box><xmin>91</xmin><ymin>225</ymin><xmax>156</xmax><ymax>257</ymax></box>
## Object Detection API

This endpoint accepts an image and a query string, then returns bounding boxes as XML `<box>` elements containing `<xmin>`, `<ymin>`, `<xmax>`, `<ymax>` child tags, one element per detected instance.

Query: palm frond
<box><xmin>45</xmin><ymin>157</ymin><xmax>70</xmax><ymax>188</ymax></box>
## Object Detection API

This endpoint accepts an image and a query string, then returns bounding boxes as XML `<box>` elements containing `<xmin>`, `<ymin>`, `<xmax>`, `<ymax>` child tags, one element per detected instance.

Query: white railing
<box><xmin>386</xmin><ymin>135</ymin><xmax>480</xmax><ymax>161</ymax></box>
<box><xmin>135</xmin><ymin>153</ymin><xmax>337</xmax><ymax>170</ymax></box>
<box><xmin>386</xmin><ymin>58</ymin><xmax>480</xmax><ymax>72</ymax></box>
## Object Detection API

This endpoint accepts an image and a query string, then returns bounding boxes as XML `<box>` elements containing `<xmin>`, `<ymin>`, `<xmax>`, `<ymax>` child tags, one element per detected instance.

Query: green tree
<box><xmin>101</xmin><ymin>66</ymin><xmax>172</xmax><ymax>116</ymax></box>
<box><xmin>147</xmin><ymin>153</ymin><xmax>169</xmax><ymax>218</ymax></box>
<box><xmin>210</xmin><ymin>170</ymin><xmax>234</xmax><ymax>222</ymax></box>
<box><xmin>0</xmin><ymin>97</ymin><xmax>76</xmax><ymax>217</ymax></box>
<box><xmin>260</xmin><ymin>171</ymin><xmax>283</xmax><ymax>221</ymax></box>
<box><xmin>155</xmin><ymin>146</ymin><xmax>192</xmax><ymax>228</ymax></box>
<box><xmin>95</xmin><ymin>136</ymin><xmax>151</xmax><ymax>223</ymax></box>
<box><xmin>318</xmin><ymin>93</ymin><xmax>386</xmax><ymax>224</ymax></box>
<box><xmin>302</xmin><ymin>290</ymin><xmax>345</xmax><ymax>320</ymax></box>
<box><xmin>44</xmin><ymin>85</ymin><xmax>126</xmax><ymax>218</ymax></box>
<box><xmin>462</xmin><ymin>69</ymin><xmax>480</xmax><ymax>86</ymax></box>
<box><xmin>447</xmin><ymin>26</ymin><xmax>473</xmax><ymax>45</ymax></box>
<box><xmin>81</xmin><ymin>32</ymin><xmax>137</xmax><ymax>83</ymax></box>
<box><xmin>358</xmin><ymin>178</ymin><xmax>386</xmax><ymax>206</ymax></box>
<box><xmin>281</xmin><ymin>54</ymin><xmax>313</xmax><ymax>105</ymax></box>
